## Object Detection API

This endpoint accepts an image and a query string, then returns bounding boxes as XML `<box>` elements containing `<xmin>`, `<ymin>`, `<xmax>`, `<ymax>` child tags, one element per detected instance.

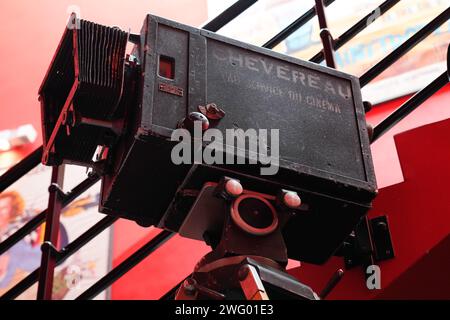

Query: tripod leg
<box><xmin>238</xmin><ymin>264</ymin><xmax>269</xmax><ymax>300</ymax></box>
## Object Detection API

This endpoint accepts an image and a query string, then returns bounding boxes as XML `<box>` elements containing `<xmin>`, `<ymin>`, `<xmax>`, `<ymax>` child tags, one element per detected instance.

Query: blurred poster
<box><xmin>209</xmin><ymin>0</ymin><xmax>450</xmax><ymax>104</ymax></box>
<box><xmin>0</xmin><ymin>164</ymin><xmax>111</xmax><ymax>300</ymax></box>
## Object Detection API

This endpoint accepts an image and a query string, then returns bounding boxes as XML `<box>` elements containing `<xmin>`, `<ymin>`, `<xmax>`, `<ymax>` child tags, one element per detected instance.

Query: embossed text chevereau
<box><xmin>213</xmin><ymin>48</ymin><xmax>352</xmax><ymax>100</ymax></box>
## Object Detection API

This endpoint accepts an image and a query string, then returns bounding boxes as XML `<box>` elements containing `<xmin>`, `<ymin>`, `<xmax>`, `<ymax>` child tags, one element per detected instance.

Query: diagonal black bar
<box><xmin>59</xmin><ymin>216</ymin><xmax>118</xmax><ymax>265</ymax></box>
<box><xmin>360</xmin><ymin>7</ymin><xmax>450</xmax><ymax>87</ymax></box>
<box><xmin>0</xmin><ymin>269</ymin><xmax>40</xmax><ymax>300</ymax></box>
<box><xmin>263</xmin><ymin>0</ymin><xmax>335</xmax><ymax>49</ymax></box>
<box><xmin>203</xmin><ymin>0</ymin><xmax>258</xmax><ymax>32</ymax></box>
<box><xmin>0</xmin><ymin>173</ymin><xmax>100</xmax><ymax>255</ymax></box>
<box><xmin>0</xmin><ymin>146</ymin><xmax>43</xmax><ymax>193</ymax></box>
<box><xmin>372</xmin><ymin>71</ymin><xmax>449</xmax><ymax>143</ymax></box>
<box><xmin>310</xmin><ymin>0</ymin><xmax>401</xmax><ymax>63</ymax></box>
<box><xmin>0</xmin><ymin>216</ymin><xmax>117</xmax><ymax>300</ymax></box>
<box><xmin>75</xmin><ymin>230</ymin><xmax>174</xmax><ymax>300</ymax></box>
<box><xmin>0</xmin><ymin>212</ymin><xmax>45</xmax><ymax>256</ymax></box>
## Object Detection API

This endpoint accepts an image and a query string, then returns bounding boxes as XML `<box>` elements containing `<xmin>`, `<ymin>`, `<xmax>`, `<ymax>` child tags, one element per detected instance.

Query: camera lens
<box><xmin>231</xmin><ymin>195</ymin><xmax>278</xmax><ymax>236</ymax></box>
<box><xmin>238</xmin><ymin>197</ymin><xmax>274</xmax><ymax>229</ymax></box>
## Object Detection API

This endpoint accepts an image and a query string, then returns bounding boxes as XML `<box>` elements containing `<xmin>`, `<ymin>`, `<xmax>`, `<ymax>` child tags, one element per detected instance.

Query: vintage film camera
<box><xmin>39</xmin><ymin>14</ymin><xmax>376</xmax><ymax>268</ymax></box>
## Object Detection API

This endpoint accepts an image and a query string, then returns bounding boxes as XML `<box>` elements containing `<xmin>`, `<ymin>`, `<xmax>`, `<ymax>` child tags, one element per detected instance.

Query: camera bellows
<box><xmin>39</xmin><ymin>13</ymin><xmax>128</xmax><ymax>166</ymax></box>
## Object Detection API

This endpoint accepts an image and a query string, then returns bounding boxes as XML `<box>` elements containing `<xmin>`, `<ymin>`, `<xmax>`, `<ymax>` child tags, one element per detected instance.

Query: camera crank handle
<box><xmin>319</xmin><ymin>268</ymin><xmax>344</xmax><ymax>299</ymax></box>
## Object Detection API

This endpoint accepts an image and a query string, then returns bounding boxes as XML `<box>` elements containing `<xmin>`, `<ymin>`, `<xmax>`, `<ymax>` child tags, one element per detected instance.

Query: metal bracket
<box><xmin>175</xmin><ymin>277</ymin><xmax>226</xmax><ymax>301</ymax></box>
<box><xmin>242</xmin><ymin>258</ymin><xmax>319</xmax><ymax>300</ymax></box>
<box><xmin>48</xmin><ymin>183</ymin><xmax>67</xmax><ymax>200</ymax></box>
<box><xmin>40</xmin><ymin>241</ymin><xmax>63</xmax><ymax>259</ymax></box>
<box><xmin>370</xmin><ymin>216</ymin><xmax>395</xmax><ymax>261</ymax></box>
<box><xmin>340</xmin><ymin>215</ymin><xmax>395</xmax><ymax>270</ymax></box>
<box><xmin>238</xmin><ymin>264</ymin><xmax>270</xmax><ymax>300</ymax></box>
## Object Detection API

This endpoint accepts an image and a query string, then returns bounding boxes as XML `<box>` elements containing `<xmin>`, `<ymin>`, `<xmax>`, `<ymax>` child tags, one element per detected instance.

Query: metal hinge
<box><xmin>337</xmin><ymin>215</ymin><xmax>395</xmax><ymax>270</ymax></box>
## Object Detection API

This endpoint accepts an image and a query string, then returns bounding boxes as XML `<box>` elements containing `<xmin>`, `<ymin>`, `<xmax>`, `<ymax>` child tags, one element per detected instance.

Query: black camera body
<box><xmin>39</xmin><ymin>14</ymin><xmax>377</xmax><ymax>264</ymax></box>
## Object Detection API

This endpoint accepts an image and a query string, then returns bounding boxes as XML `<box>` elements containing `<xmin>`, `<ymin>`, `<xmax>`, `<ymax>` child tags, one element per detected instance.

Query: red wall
<box><xmin>369</xmin><ymin>85</ymin><xmax>450</xmax><ymax>188</ymax></box>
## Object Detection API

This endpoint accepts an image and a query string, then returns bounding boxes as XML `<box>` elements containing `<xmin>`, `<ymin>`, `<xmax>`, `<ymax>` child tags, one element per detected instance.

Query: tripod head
<box><xmin>174</xmin><ymin>176</ymin><xmax>338</xmax><ymax>300</ymax></box>
<box><xmin>178</xmin><ymin>177</ymin><xmax>302</xmax><ymax>265</ymax></box>
<box><xmin>171</xmin><ymin>177</ymin><xmax>317</xmax><ymax>300</ymax></box>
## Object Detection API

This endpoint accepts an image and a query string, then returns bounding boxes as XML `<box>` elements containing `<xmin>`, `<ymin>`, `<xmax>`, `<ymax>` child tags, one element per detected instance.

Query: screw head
<box><xmin>183</xmin><ymin>279</ymin><xmax>197</xmax><ymax>296</ymax></box>
<box><xmin>377</xmin><ymin>221</ymin><xmax>388</xmax><ymax>231</ymax></box>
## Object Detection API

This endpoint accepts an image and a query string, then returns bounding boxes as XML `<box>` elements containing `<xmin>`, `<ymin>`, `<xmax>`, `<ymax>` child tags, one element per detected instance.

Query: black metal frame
<box><xmin>202</xmin><ymin>0</ymin><xmax>259</xmax><ymax>32</ymax></box>
<box><xmin>0</xmin><ymin>0</ymin><xmax>448</xmax><ymax>300</ymax></box>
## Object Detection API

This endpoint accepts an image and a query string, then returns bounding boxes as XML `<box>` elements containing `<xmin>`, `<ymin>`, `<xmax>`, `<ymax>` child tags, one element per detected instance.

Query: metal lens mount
<box><xmin>230</xmin><ymin>194</ymin><xmax>279</xmax><ymax>236</ymax></box>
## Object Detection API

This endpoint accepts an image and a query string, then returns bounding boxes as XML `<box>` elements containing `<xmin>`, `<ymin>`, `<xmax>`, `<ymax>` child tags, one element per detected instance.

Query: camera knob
<box><xmin>178</xmin><ymin>112</ymin><xmax>210</xmax><ymax>132</ymax></box>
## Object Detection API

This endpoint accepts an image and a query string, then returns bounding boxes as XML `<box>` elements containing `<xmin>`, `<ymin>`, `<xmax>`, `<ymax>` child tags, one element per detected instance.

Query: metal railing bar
<box><xmin>75</xmin><ymin>230</ymin><xmax>174</xmax><ymax>300</ymax></box>
<box><xmin>0</xmin><ymin>215</ymin><xmax>117</xmax><ymax>300</ymax></box>
<box><xmin>0</xmin><ymin>146</ymin><xmax>43</xmax><ymax>193</ymax></box>
<box><xmin>263</xmin><ymin>0</ymin><xmax>335</xmax><ymax>49</ymax></box>
<box><xmin>0</xmin><ymin>212</ymin><xmax>45</xmax><ymax>256</ymax></box>
<box><xmin>315</xmin><ymin>0</ymin><xmax>336</xmax><ymax>68</ymax></box>
<box><xmin>0</xmin><ymin>173</ymin><xmax>100</xmax><ymax>255</ymax></box>
<box><xmin>371</xmin><ymin>71</ymin><xmax>449</xmax><ymax>143</ymax></box>
<box><xmin>310</xmin><ymin>0</ymin><xmax>401</xmax><ymax>63</ymax></box>
<box><xmin>360</xmin><ymin>7</ymin><xmax>450</xmax><ymax>87</ymax></box>
<box><xmin>203</xmin><ymin>0</ymin><xmax>259</xmax><ymax>32</ymax></box>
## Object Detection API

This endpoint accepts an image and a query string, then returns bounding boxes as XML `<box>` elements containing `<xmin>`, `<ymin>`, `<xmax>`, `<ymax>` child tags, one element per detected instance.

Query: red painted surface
<box><xmin>368</xmin><ymin>85</ymin><xmax>450</xmax><ymax>188</ymax></box>
<box><xmin>112</xmin><ymin>225</ymin><xmax>210</xmax><ymax>299</ymax></box>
